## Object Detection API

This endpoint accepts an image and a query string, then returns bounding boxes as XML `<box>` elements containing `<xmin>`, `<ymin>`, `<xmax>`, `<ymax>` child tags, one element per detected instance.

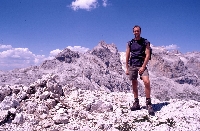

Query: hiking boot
<box><xmin>130</xmin><ymin>101</ymin><xmax>140</xmax><ymax>111</ymax></box>
<box><xmin>146</xmin><ymin>99</ymin><xmax>155</xmax><ymax>116</ymax></box>
<box><xmin>146</xmin><ymin>104</ymin><xmax>155</xmax><ymax>116</ymax></box>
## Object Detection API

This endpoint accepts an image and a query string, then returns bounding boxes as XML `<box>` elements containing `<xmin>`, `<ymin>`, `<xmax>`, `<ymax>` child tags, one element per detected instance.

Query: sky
<box><xmin>0</xmin><ymin>0</ymin><xmax>200</xmax><ymax>71</ymax></box>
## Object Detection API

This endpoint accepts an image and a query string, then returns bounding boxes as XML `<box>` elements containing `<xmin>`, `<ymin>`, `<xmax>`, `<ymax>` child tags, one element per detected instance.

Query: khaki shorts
<box><xmin>128</xmin><ymin>66</ymin><xmax>149</xmax><ymax>80</ymax></box>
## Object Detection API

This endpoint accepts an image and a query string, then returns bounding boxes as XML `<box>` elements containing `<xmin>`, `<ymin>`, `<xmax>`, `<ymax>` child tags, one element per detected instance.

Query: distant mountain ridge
<box><xmin>0</xmin><ymin>41</ymin><xmax>130</xmax><ymax>92</ymax></box>
<box><xmin>0</xmin><ymin>41</ymin><xmax>200</xmax><ymax>102</ymax></box>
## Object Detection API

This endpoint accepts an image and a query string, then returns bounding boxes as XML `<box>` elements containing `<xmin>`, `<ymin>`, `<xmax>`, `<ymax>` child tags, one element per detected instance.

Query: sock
<box><xmin>135</xmin><ymin>98</ymin><xmax>139</xmax><ymax>102</ymax></box>
<box><xmin>146</xmin><ymin>98</ymin><xmax>151</xmax><ymax>101</ymax></box>
<box><xmin>146</xmin><ymin>98</ymin><xmax>151</xmax><ymax>105</ymax></box>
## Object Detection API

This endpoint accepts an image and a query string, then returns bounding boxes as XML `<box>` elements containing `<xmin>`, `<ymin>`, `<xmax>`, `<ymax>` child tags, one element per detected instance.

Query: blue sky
<box><xmin>0</xmin><ymin>0</ymin><xmax>200</xmax><ymax>70</ymax></box>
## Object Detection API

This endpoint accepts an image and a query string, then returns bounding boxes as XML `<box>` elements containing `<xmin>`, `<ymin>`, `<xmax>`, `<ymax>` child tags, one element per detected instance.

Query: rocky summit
<box><xmin>0</xmin><ymin>41</ymin><xmax>200</xmax><ymax>131</ymax></box>
<box><xmin>0</xmin><ymin>41</ymin><xmax>129</xmax><ymax>92</ymax></box>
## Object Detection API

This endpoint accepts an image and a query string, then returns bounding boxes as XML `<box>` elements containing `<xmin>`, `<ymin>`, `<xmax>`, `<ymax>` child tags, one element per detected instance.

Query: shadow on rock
<box><xmin>153</xmin><ymin>102</ymin><xmax>170</xmax><ymax>112</ymax></box>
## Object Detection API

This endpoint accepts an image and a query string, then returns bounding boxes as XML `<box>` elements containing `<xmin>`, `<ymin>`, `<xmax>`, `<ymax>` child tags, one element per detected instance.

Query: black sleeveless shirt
<box><xmin>128</xmin><ymin>37</ymin><xmax>150</xmax><ymax>66</ymax></box>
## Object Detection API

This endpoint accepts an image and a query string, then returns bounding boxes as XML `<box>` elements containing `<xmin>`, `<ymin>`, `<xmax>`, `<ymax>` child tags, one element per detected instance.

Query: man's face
<box><xmin>133</xmin><ymin>27</ymin><xmax>141</xmax><ymax>37</ymax></box>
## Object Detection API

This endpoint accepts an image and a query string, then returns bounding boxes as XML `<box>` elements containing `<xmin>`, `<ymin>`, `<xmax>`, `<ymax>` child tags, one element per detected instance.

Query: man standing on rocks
<box><xmin>125</xmin><ymin>25</ymin><xmax>154</xmax><ymax>115</ymax></box>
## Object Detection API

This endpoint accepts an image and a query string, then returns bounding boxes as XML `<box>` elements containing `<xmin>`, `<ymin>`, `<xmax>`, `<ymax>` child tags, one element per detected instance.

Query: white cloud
<box><xmin>0</xmin><ymin>48</ymin><xmax>46</xmax><ymax>71</ymax></box>
<box><xmin>102</xmin><ymin>0</ymin><xmax>107</xmax><ymax>7</ymax></box>
<box><xmin>0</xmin><ymin>44</ymin><xmax>12</xmax><ymax>49</ymax></box>
<box><xmin>70</xmin><ymin>0</ymin><xmax>98</xmax><ymax>11</ymax></box>
<box><xmin>164</xmin><ymin>44</ymin><xmax>179</xmax><ymax>50</ymax></box>
<box><xmin>46</xmin><ymin>49</ymin><xmax>63</xmax><ymax>60</ymax></box>
<box><xmin>49</xmin><ymin>49</ymin><xmax>62</xmax><ymax>57</ymax></box>
<box><xmin>67</xmin><ymin>46</ymin><xmax>89</xmax><ymax>53</ymax></box>
<box><xmin>69</xmin><ymin>0</ymin><xmax>108</xmax><ymax>11</ymax></box>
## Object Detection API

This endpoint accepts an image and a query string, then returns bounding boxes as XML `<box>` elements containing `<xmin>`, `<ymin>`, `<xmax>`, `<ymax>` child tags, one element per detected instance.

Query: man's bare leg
<box><xmin>132</xmin><ymin>80</ymin><xmax>139</xmax><ymax>98</ymax></box>
<box><xmin>130</xmin><ymin>79</ymin><xmax>140</xmax><ymax>111</ymax></box>
<box><xmin>141</xmin><ymin>76</ymin><xmax>155</xmax><ymax>115</ymax></box>
<box><xmin>141</xmin><ymin>76</ymin><xmax>151</xmax><ymax>98</ymax></box>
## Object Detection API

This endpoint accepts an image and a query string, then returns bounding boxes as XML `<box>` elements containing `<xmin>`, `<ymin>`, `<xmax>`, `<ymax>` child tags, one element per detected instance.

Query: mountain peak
<box><xmin>55</xmin><ymin>48</ymin><xmax>80</xmax><ymax>63</ymax></box>
<box><xmin>91</xmin><ymin>41</ymin><xmax>118</xmax><ymax>54</ymax></box>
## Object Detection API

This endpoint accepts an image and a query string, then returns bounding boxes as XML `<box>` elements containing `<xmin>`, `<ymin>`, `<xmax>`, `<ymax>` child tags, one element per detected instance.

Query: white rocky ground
<box><xmin>0</xmin><ymin>74</ymin><xmax>200</xmax><ymax>131</ymax></box>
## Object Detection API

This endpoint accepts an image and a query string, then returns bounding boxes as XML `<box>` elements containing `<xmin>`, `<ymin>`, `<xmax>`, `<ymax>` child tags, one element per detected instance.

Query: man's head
<box><xmin>133</xmin><ymin>25</ymin><xmax>141</xmax><ymax>38</ymax></box>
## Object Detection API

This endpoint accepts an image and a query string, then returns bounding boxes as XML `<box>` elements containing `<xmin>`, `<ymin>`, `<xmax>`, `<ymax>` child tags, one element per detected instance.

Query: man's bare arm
<box><xmin>126</xmin><ymin>43</ymin><xmax>130</xmax><ymax>70</ymax></box>
<box><xmin>142</xmin><ymin>43</ymin><xmax>150</xmax><ymax>68</ymax></box>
